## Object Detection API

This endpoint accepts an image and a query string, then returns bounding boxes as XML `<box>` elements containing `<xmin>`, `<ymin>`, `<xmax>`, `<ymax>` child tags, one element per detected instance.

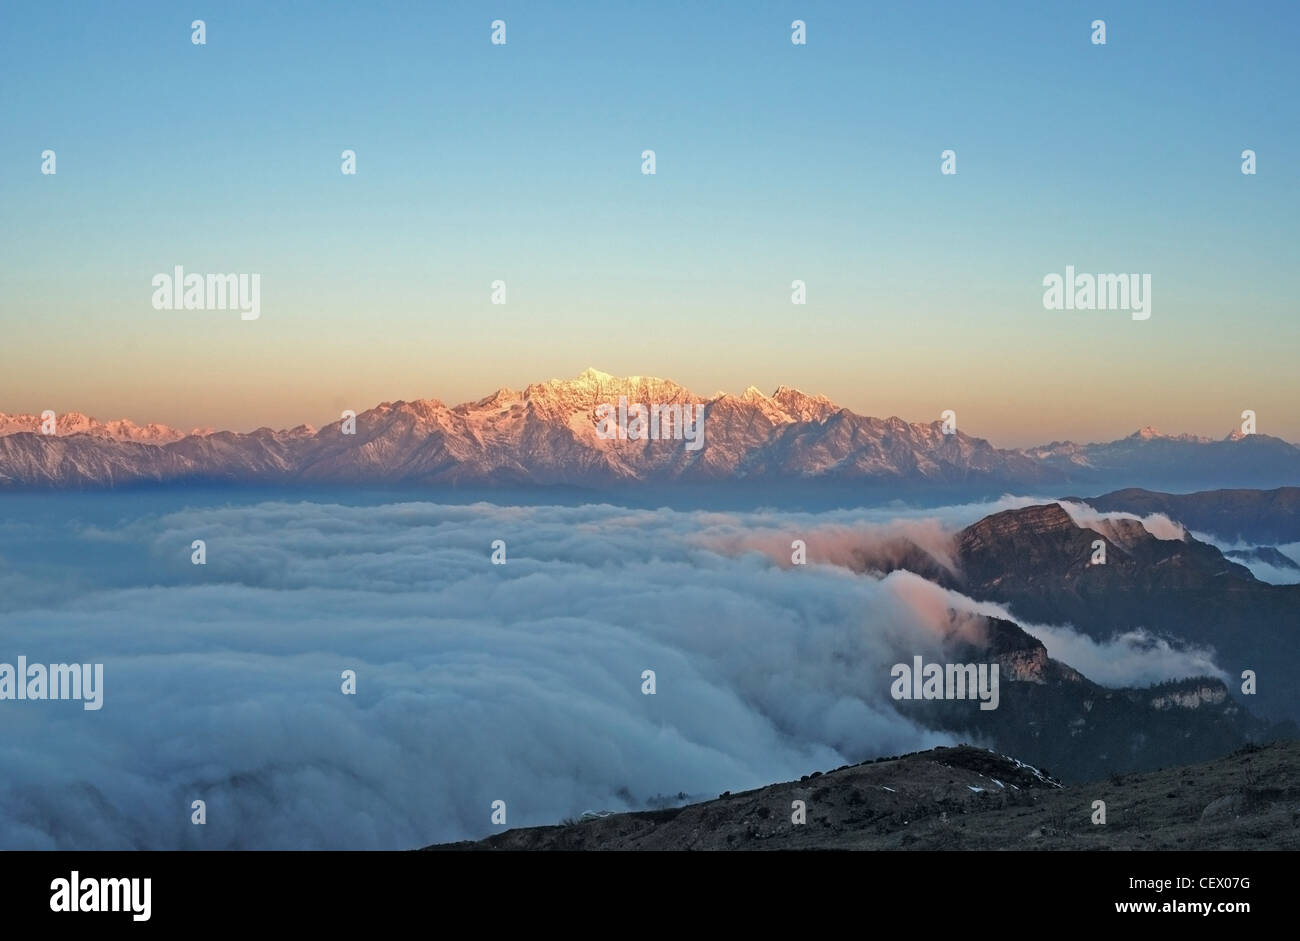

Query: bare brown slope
<box><xmin>425</xmin><ymin>741</ymin><xmax>1300</xmax><ymax>851</ymax></box>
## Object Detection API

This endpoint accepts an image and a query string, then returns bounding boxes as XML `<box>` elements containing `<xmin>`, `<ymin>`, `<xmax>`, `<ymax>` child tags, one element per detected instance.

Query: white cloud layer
<box><xmin>0</xmin><ymin>496</ymin><xmax>1225</xmax><ymax>849</ymax></box>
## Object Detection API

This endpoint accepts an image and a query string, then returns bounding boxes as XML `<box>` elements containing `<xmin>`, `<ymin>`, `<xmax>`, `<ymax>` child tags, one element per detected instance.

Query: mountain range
<box><xmin>3</xmin><ymin>369</ymin><xmax>1298</xmax><ymax>493</ymax></box>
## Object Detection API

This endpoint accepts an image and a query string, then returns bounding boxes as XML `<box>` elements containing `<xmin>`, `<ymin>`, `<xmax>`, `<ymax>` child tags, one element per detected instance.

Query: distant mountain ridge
<box><xmin>1067</xmin><ymin>487</ymin><xmax>1300</xmax><ymax>544</ymax></box>
<box><xmin>0</xmin><ymin>411</ymin><xmax>215</xmax><ymax>443</ymax></box>
<box><xmin>2</xmin><ymin>369</ymin><xmax>1298</xmax><ymax>491</ymax></box>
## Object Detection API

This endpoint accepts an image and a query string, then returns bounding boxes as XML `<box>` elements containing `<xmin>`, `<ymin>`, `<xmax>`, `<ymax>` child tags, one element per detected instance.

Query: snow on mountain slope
<box><xmin>1</xmin><ymin>369</ymin><xmax>1296</xmax><ymax>490</ymax></box>
<box><xmin>0</xmin><ymin>411</ymin><xmax>208</xmax><ymax>443</ymax></box>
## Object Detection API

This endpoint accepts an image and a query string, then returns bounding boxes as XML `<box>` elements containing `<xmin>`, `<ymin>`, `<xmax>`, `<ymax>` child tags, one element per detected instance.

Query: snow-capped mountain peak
<box><xmin>2</xmin><ymin>369</ymin><xmax>1298</xmax><ymax>491</ymax></box>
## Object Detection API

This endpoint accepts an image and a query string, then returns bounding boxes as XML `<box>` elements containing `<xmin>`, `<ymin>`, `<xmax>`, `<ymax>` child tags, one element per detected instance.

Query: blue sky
<box><xmin>1</xmin><ymin>0</ymin><xmax>1296</xmax><ymax>446</ymax></box>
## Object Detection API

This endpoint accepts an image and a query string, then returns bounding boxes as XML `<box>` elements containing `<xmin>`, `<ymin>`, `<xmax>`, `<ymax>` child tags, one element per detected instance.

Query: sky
<box><xmin>1</xmin><ymin>0</ymin><xmax>1297</xmax><ymax>447</ymax></box>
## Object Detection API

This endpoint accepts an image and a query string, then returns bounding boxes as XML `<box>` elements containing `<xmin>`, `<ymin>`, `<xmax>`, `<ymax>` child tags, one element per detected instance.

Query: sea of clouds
<box><xmin>0</xmin><ymin>495</ymin><xmax>1228</xmax><ymax>849</ymax></box>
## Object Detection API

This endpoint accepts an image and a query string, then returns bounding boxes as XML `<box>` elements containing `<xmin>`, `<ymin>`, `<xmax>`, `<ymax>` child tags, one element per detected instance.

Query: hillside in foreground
<box><xmin>425</xmin><ymin>740</ymin><xmax>1300</xmax><ymax>851</ymax></box>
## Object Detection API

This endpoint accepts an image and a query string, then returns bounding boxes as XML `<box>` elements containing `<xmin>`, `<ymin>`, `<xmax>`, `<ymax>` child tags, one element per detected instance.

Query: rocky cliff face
<box><xmin>901</xmin><ymin>611</ymin><xmax>1279</xmax><ymax>782</ymax></box>
<box><xmin>933</xmin><ymin>503</ymin><xmax>1300</xmax><ymax>724</ymax></box>
<box><xmin>1148</xmin><ymin>681</ymin><xmax>1230</xmax><ymax>711</ymax></box>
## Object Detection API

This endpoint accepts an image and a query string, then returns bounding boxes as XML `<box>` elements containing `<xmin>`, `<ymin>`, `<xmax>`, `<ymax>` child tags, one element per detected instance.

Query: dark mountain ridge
<box><xmin>862</xmin><ymin>503</ymin><xmax>1300</xmax><ymax>723</ymax></box>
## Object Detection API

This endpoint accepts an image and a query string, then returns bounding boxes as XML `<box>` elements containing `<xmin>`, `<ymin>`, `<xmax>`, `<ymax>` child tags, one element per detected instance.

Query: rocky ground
<box><xmin>425</xmin><ymin>740</ymin><xmax>1300</xmax><ymax>850</ymax></box>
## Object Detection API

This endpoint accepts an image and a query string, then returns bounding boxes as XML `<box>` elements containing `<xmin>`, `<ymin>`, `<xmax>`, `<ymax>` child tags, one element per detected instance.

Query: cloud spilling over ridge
<box><xmin>701</xmin><ymin>505</ymin><xmax>1232</xmax><ymax>686</ymax></box>
<box><xmin>1057</xmin><ymin>500</ymin><xmax>1187</xmax><ymax>542</ymax></box>
<box><xmin>872</xmin><ymin>581</ymin><xmax>1230</xmax><ymax>687</ymax></box>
